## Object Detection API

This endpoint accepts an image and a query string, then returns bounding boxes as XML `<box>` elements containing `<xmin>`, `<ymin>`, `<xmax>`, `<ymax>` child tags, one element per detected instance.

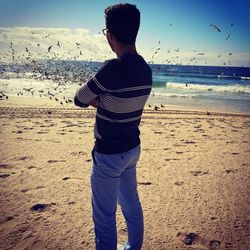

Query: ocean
<box><xmin>0</xmin><ymin>60</ymin><xmax>250</xmax><ymax>114</ymax></box>
<box><xmin>150</xmin><ymin>64</ymin><xmax>250</xmax><ymax>113</ymax></box>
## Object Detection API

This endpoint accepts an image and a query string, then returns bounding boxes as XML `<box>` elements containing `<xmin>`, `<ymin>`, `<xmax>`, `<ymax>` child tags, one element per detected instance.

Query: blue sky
<box><xmin>0</xmin><ymin>0</ymin><xmax>250</xmax><ymax>66</ymax></box>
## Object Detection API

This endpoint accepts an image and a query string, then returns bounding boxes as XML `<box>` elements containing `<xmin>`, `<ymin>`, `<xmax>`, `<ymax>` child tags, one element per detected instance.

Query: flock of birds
<box><xmin>0</xmin><ymin>22</ymin><xmax>244</xmax><ymax>110</ymax></box>
<box><xmin>1</xmin><ymin>22</ymin><xmax>236</xmax><ymax>66</ymax></box>
<box><xmin>0</xmin><ymin>57</ymin><xmax>101</xmax><ymax>106</ymax></box>
<box><xmin>7</xmin><ymin>39</ymin><xmax>95</xmax><ymax>63</ymax></box>
<box><xmin>0</xmin><ymin>58</ymin><xmax>166</xmax><ymax>110</ymax></box>
<box><xmin>149</xmin><ymin>23</ymin><xmax>235</xmax><ymax>66</ymax></box>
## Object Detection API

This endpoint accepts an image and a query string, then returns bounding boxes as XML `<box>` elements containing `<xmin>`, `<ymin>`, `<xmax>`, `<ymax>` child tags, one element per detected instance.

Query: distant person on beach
<box><xmin>74</xmin><ymin>3</ymin><xmax>152</xmax><ymax>250</ymax></box>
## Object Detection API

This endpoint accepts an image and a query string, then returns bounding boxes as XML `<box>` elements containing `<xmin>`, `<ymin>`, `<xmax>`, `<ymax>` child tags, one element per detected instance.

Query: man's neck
<box><xmin>115</xmin><ymin>43</ymin><xmax>137</xmax><ymax>58</ymax></box>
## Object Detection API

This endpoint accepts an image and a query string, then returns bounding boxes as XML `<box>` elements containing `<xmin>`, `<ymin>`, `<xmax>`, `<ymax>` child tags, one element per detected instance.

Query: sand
<box><xmin>0</xmin><ymin>96</ymin><xmax>250</xmax><ymax>249</ymax></box>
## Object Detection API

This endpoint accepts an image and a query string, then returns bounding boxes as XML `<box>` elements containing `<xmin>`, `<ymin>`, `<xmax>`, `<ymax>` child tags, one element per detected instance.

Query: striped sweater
<box><xmin>74</xmin><ymin>53</ymin><xmax>152</xmax><ymax>154</ymax></box>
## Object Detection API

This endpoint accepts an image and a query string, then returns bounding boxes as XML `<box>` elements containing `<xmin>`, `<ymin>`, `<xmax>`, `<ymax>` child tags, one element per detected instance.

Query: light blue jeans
<box><xmin>91</xmin><ymin>146</ymin><xmax>143</xmax><ymax>250</ymax></box>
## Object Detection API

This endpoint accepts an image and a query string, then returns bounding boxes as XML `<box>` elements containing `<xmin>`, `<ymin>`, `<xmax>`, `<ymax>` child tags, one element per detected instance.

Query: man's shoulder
<box><xmin>103</xmin><ymin>58</ymin><xmax>120</xmax><ymax>68</ymax></box>
<box><xmin>96</xmin><ymin>58</ymin><xmax>120</xmax><ymax>76</ymax></box>
<box><xmin>103</xmin><ymin>55</ymin><xmax>150</xmax><ymax>70</ymax></box>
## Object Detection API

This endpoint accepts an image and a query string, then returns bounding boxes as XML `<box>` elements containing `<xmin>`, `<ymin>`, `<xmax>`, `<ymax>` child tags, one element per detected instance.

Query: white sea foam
<box><xmin>151</xmin><ymin>92</ymin><xmax>200</xmax><ymax>98</ymax></box>
<box><xmin>0</xmin><ymin>78</ymin><xmax>77</xmax><ymax>98</ymax></box>
<box><xmin>166</xmin><ymin>82</ymin><xmax>250</xmax><ymax>94</ymax></box>
<box><xmin>241</xmin><ymin>76</ymin><xmax>250</xmax><ymax>80</ymax></box>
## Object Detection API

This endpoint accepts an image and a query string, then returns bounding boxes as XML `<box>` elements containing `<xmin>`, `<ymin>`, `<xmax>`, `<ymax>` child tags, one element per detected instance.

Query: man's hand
<box><xmin>89</xmin><ymin>97</ymin><xmax>100</xmax><ymax>108</ymax></box>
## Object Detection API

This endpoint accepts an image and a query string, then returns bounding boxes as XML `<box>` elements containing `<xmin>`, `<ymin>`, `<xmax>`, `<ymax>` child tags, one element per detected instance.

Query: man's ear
<box><xmin>108</xmin><ymin>32</ymin><xmax>114</xmax><ymax>41</ymax></box>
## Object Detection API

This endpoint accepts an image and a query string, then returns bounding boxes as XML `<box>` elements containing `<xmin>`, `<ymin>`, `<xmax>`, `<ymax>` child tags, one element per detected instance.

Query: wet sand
<box><xmin>0</xmin><ymin>97</ymin><xmax>250</xmax><ymax>249</ymax></box>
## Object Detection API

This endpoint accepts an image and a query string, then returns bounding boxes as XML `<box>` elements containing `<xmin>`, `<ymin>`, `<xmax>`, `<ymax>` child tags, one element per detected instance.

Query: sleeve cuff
<box><xmin>74</xmin><ymin>95</ymin><xmax>89</xmax><ymax>108</ymax></box>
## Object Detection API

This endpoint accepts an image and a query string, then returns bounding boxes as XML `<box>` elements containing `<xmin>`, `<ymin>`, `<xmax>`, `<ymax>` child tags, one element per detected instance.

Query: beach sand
<box><xmin>0</xmin><ymin>96</ymin><xmax>249</xmax><ymax>249</ymax></box>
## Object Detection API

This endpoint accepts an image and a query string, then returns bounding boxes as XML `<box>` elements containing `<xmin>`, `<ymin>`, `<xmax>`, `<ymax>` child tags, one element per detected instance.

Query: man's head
<box><xmin>104</xmin><ymin>3</ymin><xmax>140</xmax><ymax>45</ymax></box>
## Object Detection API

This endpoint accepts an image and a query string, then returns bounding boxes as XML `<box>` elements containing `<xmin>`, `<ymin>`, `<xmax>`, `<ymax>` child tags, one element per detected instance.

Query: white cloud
<box><xmin>0</xmin><ymin>27</ymin><xmax>249</xmax><ymax>66</ymax></box>
<box><xmin>0</xmin><ymin>27</ymin><xmax>111</xmax><ymax>62</ymax></box>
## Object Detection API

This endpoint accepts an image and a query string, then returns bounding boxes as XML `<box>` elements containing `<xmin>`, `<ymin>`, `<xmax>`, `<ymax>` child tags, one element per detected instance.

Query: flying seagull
<box><xmin>44</xmin><ymin>34</ymin><xmax>50</xmax><ymax>39</ymax></box>
<box><xmin>48</xmin><ymin>45</ymin><xmax>52</xmax><ymax>53</ymax></box>
<box><xmin>210</xmin><ymin>24</ymin><xmax>221</xmax><ymax>32</ymax></box>
<box><xmin>226</xmin><ymin>33</ymin><xmax>232</xmax><ymax>40</ymax></box>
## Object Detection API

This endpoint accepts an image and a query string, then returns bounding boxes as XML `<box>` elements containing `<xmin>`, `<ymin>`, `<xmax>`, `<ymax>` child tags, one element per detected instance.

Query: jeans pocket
<box><xmin>135</xmin><ymin>145</ymin><xmax>141</xmax><ymax>162</ymax></box>
<box><xmin>92</xmin><ymin>149</ymin><xmax>97</xmax><ymax>165</ymax></box>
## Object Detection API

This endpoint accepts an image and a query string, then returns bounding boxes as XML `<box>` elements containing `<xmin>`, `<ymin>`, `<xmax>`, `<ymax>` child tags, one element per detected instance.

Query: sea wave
<box><xmin>241</xmin><ymin>76</ymin><xmax>250</xmax><ymax>80</ymax></box>
<box><xmin>166</xmin><ymin>82</ymin><xmax>250</xmax><ymax>94</ymax></box>
<box><xmin>151</xmin><ymin>92</ymin><xmax>203</xmax><ymax>98</ymax></box>
<box><xmin>157</xmin><ymin>71</ymin><xmax>246</xmax><ymax>81</ymax></box>
<box><xmin>217</xmin><ymin>74</ymin><xmax>242</xmax><ymax>80</ymax></box>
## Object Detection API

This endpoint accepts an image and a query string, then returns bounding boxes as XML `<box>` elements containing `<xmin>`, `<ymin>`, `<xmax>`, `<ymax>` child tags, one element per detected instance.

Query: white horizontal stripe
<box><xmin>110</xmin><ymin>85</ymin><xmax>151</xmax><ymax>93</ymax></box>
<box><xmin>100</xmin><ymin>94</ymin><xmax>149</xmax><ymax>113</ymax></box>
<box><xmin>93</xmin><ymin>77</ymin><xmax>107</xmax><ymax>91</ymax></box>
<box><xmin>77</xmin><ymin>85</ymin><xmax>97</xmax><ymax>104</ymax></box>
<box><xmin>97</xmin><ymin>113</ymin><xmax>142</xmax><ymax>123</ymax></box>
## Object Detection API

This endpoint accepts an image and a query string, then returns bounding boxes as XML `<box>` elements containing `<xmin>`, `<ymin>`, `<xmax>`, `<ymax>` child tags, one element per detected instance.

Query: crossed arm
<box><xmin>74</xmin><ymin>94</ymin><xmax>100</xmax><ymax>108</ymax></box>
<box><xmin>74</xmin><ymin>80</ymin><xmax>102</xmax><ymax>109</ymax></box>
<box><xmin>74</xmin><ymin>61</ymin><xmax>113</xmax><ymax>109</ymax></box>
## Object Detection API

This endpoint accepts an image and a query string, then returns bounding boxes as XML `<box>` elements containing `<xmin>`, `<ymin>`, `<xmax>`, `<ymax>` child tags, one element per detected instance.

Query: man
<box><xmin>74</xmin><ymin>3</ymin><xmax>152</xmax><ymax>250</ymax></box>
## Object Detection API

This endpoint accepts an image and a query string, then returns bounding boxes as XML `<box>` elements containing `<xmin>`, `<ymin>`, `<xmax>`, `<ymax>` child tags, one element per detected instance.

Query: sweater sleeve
<box><xmin>74</xmin><ymin>60</ymin><xmax>117</xmax><ymax>108</ymax></box>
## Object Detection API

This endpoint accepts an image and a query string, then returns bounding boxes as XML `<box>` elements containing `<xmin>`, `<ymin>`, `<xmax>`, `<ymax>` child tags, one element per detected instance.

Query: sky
<box><xmin>0</xmin><ymin>0</ymin><xmax>250</xmax><ymax>66</ymax></box>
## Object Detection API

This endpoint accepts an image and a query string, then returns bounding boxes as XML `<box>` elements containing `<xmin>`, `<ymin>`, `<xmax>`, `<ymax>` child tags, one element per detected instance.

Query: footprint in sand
<box><xmin>30</xmin><ymin>203</ymin><xmax>56</xmax><ymax>212</ymax></box>
<box><xmin>0</xmin><ymin>173</ymin><xmax>11</xmax><ymax>178</ymax></box>
<box><xmin>40</xmin><ymin>123</ymin><xmax>54</xmax><ymax>128</ymax></box>
<box><xmin>225</xmin><ymin>169</ymin><xmax>238</xmax><ymax>174</ymax></box>
<box><xmin>37</xmin><ymin>130</ymin><xmax>49</xmax><ymax>134</ymax></box>
<box><xmin>62</xmin><ymin>176</ymin><xmax>84</xmax><ymax>181</ymax></box>
<box><xmin>242</xmin><ymin>163</ymin><xmax>250</xmax><ymax>166</ymax></box>
<box><xmin>15</xmin><ymin>156</ymin><xmax>32</xmax><ymax>161</ymax></box>
<box><xmin>30</xmin><ymin>204</ymin><xmax>48</xmax><ymax>212</ymax></box>
<box><xmin>174</xmin><ymin>181</ymin><xmax>184</xmax><ymax>186</ymax></box>
<box><xmin>176</xmin><ymin>151</ymin><xmax>183</xmax><ymax>154</ymax></box>
<box><xmin>70</xmin><ymin>151</ymin><xmax>86</xmax><ymax>156</ymax></box>
<box><xmin>231</xmin><ymin>129</ymin><xmax>239</xmax><ymax>132</ymax></box>
<box><xmin>182</xmin><ymin>140</ymin><xmax>196</xmax><ymax>144</ymax></box>
<box><xmin>21</xmin><ymin>186</ymin><xmax>46</xmax><ymax>193</ymax></box>
<box><xmin>164</xmin><ymin>148</ymin><xmax>171</xmax><ymax>151</ymax></box>
<box><xmin>0</xmin><ymin>216</ymin><xmax>14</xmax><ymax>224</ymax></box>
<box><xmin>48</xmin><ymin>160</ymin><xmax>66</xmax><ymax>164</ymax></box>
<box><xmin>138</xmin><ymin>181</ymin><xmax>152</xmax><ymax>185</ymax></box>
<box><xmin>0</xmin><ymin>163</ymin><xmax>14</xmax><ymax>169</ymax></box>
<box><xmin>13</xmin><ymin>130</ymin><xmax>23</xmax><ymax>134</ymax></box>
<box><xmin>154</xmin><ymin>131</ymin><xmax>163</xmax><ymax>134</ymax></box>
<box><xmin>62</xmin><ymin>177</ymin><xmax>70</xmax><ymax>181</ymax></box>
<box><xmin>210</xmin><ymin>216</ymin><xmax>219</xmax><ymax>221</ymax></box>
<box><xmin>177</xmin><ymin>232</ymin><xmax>221</xmax><ymax>249</ymax></box>
<box><xmin>27</xmin><ymin>166</ymin><xmax>36</xmax><ymax>169</ymax></box>
<box><xmin>190</xmin><ymin>170</ymin><xmax>208</xmax><ymax>176</ymax></box>
<box><xmin>58</xmin><ymin>132</ymin><xmax>66</xmax><ymax>135</ymax></box>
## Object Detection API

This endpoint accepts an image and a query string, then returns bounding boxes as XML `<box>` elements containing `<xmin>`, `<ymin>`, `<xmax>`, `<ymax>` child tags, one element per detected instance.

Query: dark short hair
<box><xmin>104</xmin><ymin>3</ymin><xmax>140</xmax><ymax>45</ymax></box>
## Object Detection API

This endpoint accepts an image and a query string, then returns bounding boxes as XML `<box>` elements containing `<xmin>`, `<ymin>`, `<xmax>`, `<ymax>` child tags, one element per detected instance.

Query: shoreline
<box><xmin>1</xmin><ymin>96</ymin><xmax>250</xmax><ymax>117</ymax></box>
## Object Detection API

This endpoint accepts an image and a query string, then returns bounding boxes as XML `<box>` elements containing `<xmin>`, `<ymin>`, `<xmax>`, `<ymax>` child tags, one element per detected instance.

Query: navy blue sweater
<box><xmin>74</xmin><ymin>53</ymin><xmax>152</xmax><ymax>154</ymax></box>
